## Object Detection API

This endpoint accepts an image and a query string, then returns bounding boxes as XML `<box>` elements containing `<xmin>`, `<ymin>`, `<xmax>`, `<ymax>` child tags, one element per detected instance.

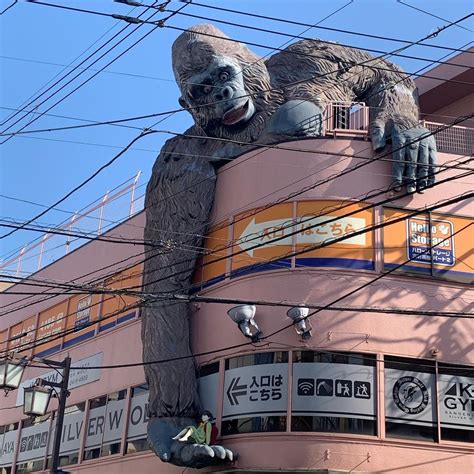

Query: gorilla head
<box><xmin>172</xmin><ymin>24</ymin><xmax>283</xmax><ymax>142</ymax></box>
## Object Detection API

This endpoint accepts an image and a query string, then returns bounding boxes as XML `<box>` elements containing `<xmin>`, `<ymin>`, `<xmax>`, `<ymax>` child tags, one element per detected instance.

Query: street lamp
<box><xmin>0</xmin><ymin>357</ymin><xmax>26</xmax><ymax>391</ymax></box>
<box><xmin>23</xmin><ymin>383</ymin><xmax>52</xmax><ymax>417</ymax></box>
<box><xmin>0</xmin><ymin>355</ymin><xmax>71</xmax><ymax>474</ymax></box>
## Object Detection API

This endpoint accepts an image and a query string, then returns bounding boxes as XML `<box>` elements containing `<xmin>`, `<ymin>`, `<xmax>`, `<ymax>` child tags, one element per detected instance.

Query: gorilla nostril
<box><xmin>223</xmin><ymin>87</ymin><xmax>231</xmax><ymax>98</ymax></box>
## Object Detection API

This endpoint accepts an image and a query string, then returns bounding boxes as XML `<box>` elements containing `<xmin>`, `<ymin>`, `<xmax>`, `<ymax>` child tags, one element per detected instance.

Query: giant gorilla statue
<box><xmin>142</xmin><ymin>24</ymin><xmax>437</xmax><ymax>468</ymax></box>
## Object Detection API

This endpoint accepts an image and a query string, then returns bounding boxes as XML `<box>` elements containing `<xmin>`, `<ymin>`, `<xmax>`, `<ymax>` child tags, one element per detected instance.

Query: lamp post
<box><xmin>0</xmin><ymin>355</ymin><xmax>71</xmax><ymax>474</ymax></box>
<box><xmin>40</xmin><ymin>356</ymin><xmax>71</xmax><ymax>474</ymax></box>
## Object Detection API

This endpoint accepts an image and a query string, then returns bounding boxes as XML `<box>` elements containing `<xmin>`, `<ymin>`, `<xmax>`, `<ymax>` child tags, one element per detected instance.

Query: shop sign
<box><xmin>75</xmin><ymin>295</ymin><xmax>92</xmax><ymax>328</ymax></box>
<box><xmin>0</xmin><ymin>429</ymin><xmax>18</xmax><ymax>467</ymax></box>
<box><xmin>292</xmin><ymin>363</ymin><xmax>375</xmax><ymax>419</ymax></box>
<box><xmin>385</xmin><ymin>369</ymin><xmax>436</xmax><ymax>426</ymax></box>
<box><xmin>223</xmin><ymin>364</ymin><xmax>288</xmax><ymax>420</ymax></box>
<box><xmin>407</xmin><ymin>217</ymin><xmax>455</xmax><ymax>266</ymax></box>
<box><xmin>439</xmin><ymin>374</ymin><xmax>474</xmax><ymax>430</ymax></box>
<box><xmin>16</xmin><ymin>353</ymin><xmax>103</xmax><ymax>406</ymax></box>
<box><xmin>17</xmin><ymin>420</ymin><xmax>51</xmax><ymax>463</ymax></box>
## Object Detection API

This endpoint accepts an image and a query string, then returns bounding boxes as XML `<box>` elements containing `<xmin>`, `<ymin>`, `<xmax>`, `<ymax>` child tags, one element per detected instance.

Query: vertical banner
<box><xmin>292</xmin><ymin>363</ymin><xmax>375</xmax><ymax>419</ymax></box>
<box><xmin>438</xmin><ymin>374</ymin><xmax>474</xmax><ymax>431</ymax></box>
<box><xmin>385</xmin><ymin>369</ymin><xmax>437</xmax><ymax>427</ymax></box>
<box><xmin>223</xmin><ymin>364</ymin><xmax>288</xmax><ymax>420</ymax></box>
<box><xmin>383</xmin><ymin>209</ymin><xmax>473</xmax><ymax>282</ymax></box>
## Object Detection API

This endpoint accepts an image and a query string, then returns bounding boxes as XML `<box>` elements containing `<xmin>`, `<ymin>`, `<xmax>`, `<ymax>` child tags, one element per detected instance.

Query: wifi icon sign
<box><xmin>297</xmin><ymin>378</ymin><xmax>315</xmax><ymax>396</ymax></box>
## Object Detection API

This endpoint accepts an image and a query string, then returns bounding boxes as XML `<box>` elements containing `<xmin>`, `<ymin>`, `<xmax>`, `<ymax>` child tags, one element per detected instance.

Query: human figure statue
<box><xmin>142</xmin><ymin>24</ymin><xmax>437</xmax><ymax>468</ymax></box>
<box><xmin>172</xmin><ymin>410</ymin><xmax>213</xmax><ymax>444</ymax></box>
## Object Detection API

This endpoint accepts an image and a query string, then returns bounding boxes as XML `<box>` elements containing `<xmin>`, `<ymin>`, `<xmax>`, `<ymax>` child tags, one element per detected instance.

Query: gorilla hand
<box><xmin>390</xmin><ymin>125</ymin><xmax>437</xmax><ymax>194</ymax></box>
<box><xmin>266</xmin><ymin>100</ymin><xmax>323</xmax><ymax>139</ymax></box>
<box><xmin>371</xmin><ymin>119</ymin><xmax>437</xmax><ymax>194</ymax></box>
<box><xmin>148</xmin><ymin>418</ymin><xmax>235</xmax><ymax>468</ymax></box>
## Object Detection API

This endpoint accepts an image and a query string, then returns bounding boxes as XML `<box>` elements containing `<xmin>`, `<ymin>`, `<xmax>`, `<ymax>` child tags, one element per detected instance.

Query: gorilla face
<box><xmin>179</xmin><ymin>56</ymin><xmax>256</xmax><ymax>131</ymax></box>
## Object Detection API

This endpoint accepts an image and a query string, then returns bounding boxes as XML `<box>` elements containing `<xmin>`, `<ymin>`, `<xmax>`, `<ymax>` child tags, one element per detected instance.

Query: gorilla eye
<box><xmin>219</xmin><ymin>71</ymin><xmax>229</xmax><ymax>81</ymax></box>
<box><xmin>203</xmin><ymin>85</ymin><xmax>212</xmax><ymax>94</ymax></box>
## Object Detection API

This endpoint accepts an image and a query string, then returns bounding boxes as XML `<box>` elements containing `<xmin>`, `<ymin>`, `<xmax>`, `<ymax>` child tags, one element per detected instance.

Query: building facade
<box><xmin>0</xmin><ymin>52</ymin><xmax>473</xmax><ymax>474</ymax></box>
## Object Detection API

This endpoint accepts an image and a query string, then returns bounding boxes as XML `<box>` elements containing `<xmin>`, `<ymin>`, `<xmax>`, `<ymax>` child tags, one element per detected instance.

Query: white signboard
<box><xmin>223</xmin><ymin>364</ymin><xmax>288</xmax><ymax>420</ymax></box>
<box><xmin>16</xmin><ymin>352</ymin><xmax>103</xmax><ymax>406</ymax></box>
<box><xmin>439</xmin><ymin>374</ymin><xmax>474</xmax><ymax>430</ymax></box>
<box><xmin>198</xmin><ymin>373</ymin><xmax>219</xmax><ymax>418</ymax></box>
<box><xmin>385</xmin><ymin>369</ymin><xmax>437</xmax><ymax>427</ymax></box>
<box><xmin>292</xmin><ymin>363</ymin><xmax>375</xmax><ymax>419</ymax></box>
<box><xmin>17</xmin><ymin>420</ymin><xmax>50</xmax><ymax>463</ymax></box>
<box><xmin>127</xmin><ymin>392</ymin><xmax>150</xmax><ymax>441</ymax></box>
<box><xmin>0</xmin><ymin>429</ymin><xmax>18</xmax><ymax>467</ymax></box>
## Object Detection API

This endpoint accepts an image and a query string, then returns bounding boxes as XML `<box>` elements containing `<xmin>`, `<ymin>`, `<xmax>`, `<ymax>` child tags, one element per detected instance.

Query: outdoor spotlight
<box><xmin>0</xmin><ymin>357</ymin><xmax>26</xmax><ymax>392</ymax></box>
<box><xmin>23</xmin><ymin>382</ymin><xmax>52</xmax><ymax>417</ymax></box>
<box><xmin>287</xmin><ymin>306</ymin><xmax>312</xmax><ymax>340</ymax></box>
<box><xmin>227</xmin><ymin>305</ymin><xmax>262</xmax><ymax>342</ymax></box>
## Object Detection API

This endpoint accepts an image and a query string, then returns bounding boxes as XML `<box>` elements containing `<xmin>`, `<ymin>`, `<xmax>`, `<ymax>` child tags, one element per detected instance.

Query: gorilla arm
<box><xmin>142</xmin><ymin>127</ymin><xmax>232</xmax><ymax>466</ymax></box>
<box><xmin>266</xmin><ymin>40</ymin><xmax>437</xmax><ymax>192</ymax></box>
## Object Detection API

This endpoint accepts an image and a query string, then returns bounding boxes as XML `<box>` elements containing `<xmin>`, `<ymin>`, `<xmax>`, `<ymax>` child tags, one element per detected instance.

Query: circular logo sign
<box><xmin>393</xmin><ymin>376</ymin><xmax>429</xmax><ymax>414</ymax></box>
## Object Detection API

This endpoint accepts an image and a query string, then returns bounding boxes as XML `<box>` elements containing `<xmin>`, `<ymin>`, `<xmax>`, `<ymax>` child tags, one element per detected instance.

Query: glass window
<box><xmin>46</xmin><ymin>402</ymin><xmax>86</xmax><ymax>468</ymax></box>
<box><xmin>438</xmin><ymin>363</ymin><xmax>474</xmax><ymax>443</ymax></box>
<box><xmin>83</xmin><ymin>391</ymin><xmax>126</xmax><ymax>460</ymax></box>
<box><xmin>16</xmin><ymin>415</ymin><xmax>50</xmax><ymax>473</ymax></box>
<box><xmin>222</xmin><ymin>352</ymin><xmax>288</xmax><ymax>435</ymax></box>
<box><xmin>385</xmin><ymin>356</ymin><xmax>437</xmax><ymax>442</ymax></box>
<box><xmin>0</xmin><ymin>423</ymin><xmax>19</xmax><ymax>474</ymax></box>
<box><xmin>126</xmin><ymin>384</ymin><xmax>150</xmax><ymax>455</ymax></box>
<box><xmin>292</xmin><ymin>351</ymin><xmax>376</xmax><ymax>435</ymax></box>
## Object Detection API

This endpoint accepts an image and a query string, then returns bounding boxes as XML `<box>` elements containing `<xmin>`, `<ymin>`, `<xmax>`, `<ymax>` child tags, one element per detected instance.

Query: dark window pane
<box><xmin>221</xmin><ymin>416</ymin><xmax>286</xmax><ymax>435</ymax></box>
<box><xmin>292</xmin><ymin>416</ymin><xmax>375</xmax><ymax>435</ymax></box>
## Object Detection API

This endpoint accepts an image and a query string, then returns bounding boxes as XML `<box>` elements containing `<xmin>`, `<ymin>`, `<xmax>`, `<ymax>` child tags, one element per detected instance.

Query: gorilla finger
<box><xmin>417</xmin><ymin>144</ymin><xmax>429</xmax><ymax>192</ymax></box>
<box><xmin>210</xmin><ymin>445</ymin><xmax>227</xmax><ymax>459</ymax></box>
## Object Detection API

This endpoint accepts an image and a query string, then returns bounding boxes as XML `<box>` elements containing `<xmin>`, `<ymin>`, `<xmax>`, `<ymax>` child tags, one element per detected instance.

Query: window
<box><xmin>16</xmin><ymin>415</ymin><xmax>50</xmax><ymax>473</ymax></box>
<box><xmin>126</xmin><ymin>384</ymin><xmax>149</xmax><ymax>454</ymax></box>
<box><xmin>83</xmin><ymin>391</ymin><xmax>126</xmax><ymax>460</ymax></box>
<box><xmin>222</xmin><ymin>352</ymin><xmax>288</xmax><ymax>435</ymax></box>
<box><xmin>291</xmin><ymin>351</ymin><xmax>376</xmax><ymax>435</ymax></box>
<box><xmin>438</xmin><ymin>363</ymin><xmax>474</xmax><ymax>443</ymax></box>
<box><xmin>0</xmin><ymin>423</ymin><xmax>19</xmax><ymax>474</ymax></box>
<box><xmin>385</xmin><ymin>356</ymin><xmax>437</xmax><ymax>442</ymax></box>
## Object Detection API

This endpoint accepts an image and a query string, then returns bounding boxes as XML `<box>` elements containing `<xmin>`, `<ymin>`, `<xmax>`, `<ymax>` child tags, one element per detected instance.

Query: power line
<box><xmin>8</xmin><ymin>219</ymin><xmax>472</xmax><ymax>370</ymax></box>
<box><xmin>0</xmin><ymin>1</ymin><xmax>163</xmax><ymax>137</ymax></box>
<box><xmin>1</xmin><ymin>1</ymin><xmax>191</xmax><ymax>145</ymax></box>
<box><xmin>0</xmin><ymin>130</ymin><xmax>156</xmax><ymax>240</ymax></box>
<box><xmin>2</xmin><ymin>185</ymin><xmax>471</xmax><ymax>352</ymax></box>
<box><xmin>396</xmin><ymin>0</ymin><xmax>474</xmax><ymax>33</ymax></box>
<box><xmin>188</xmin><ymin>0</ymin><xmax>474</xmax><ymax>50</ymax></box>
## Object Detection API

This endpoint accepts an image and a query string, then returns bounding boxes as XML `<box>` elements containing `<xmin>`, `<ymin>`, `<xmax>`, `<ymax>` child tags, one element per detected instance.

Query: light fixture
<box><xmin>0</xmin><ymin>357</ymin><xmax>26</xmax><ymax>391</ymax></box>
<box><xmin>227</xmin><ymin>305</ymin><xmax>262</xmax><ymax>342</ymax></box>
<box><xmin>287</xmin><ymin>306</ymin><xmax>312</xmax><ymax>340</ymax></box>
<box><xmin>23</xmin><ymin>382</ymin><xmax>52</xmax><ymax>417</ymax></box>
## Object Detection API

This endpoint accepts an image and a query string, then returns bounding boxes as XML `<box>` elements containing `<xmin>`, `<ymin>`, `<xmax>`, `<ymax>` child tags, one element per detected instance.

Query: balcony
<box><xmin>323</xmin><ymin>101</ymin><xmax>473</xmax><ymax>156</ymax></box>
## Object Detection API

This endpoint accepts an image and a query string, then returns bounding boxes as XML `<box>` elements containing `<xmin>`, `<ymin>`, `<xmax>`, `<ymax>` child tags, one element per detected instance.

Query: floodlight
<box><xmin>227</xmin><ymin>305</ymin><xmax>262</xmax><ymax>342</ymax></box>
<box><xmin>287</xmin><ymin>306</ymin><xmax>312</xmax><ymax>340</ymax></box>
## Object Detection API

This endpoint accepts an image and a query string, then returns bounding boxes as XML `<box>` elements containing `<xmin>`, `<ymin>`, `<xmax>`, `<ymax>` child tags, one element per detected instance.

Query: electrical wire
<box><xmin>0</xmin><ymin>1</ymin><xmax>163</xmax><ymax>138</ymax></box>
<box><xmin>1</xmin><ymin>186</ymin><xmax>472</xmax><ymax>353</ymax></box>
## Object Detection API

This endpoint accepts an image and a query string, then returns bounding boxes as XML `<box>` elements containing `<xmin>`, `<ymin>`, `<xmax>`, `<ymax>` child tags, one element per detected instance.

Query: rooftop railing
<box><xmin>323</xmin><ymin>102</ymin><xmax>473</xmax><ymax>156</ymax></box>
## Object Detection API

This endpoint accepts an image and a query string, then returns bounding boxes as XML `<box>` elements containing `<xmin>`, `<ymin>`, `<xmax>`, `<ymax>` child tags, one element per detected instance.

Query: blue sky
<box><xmin>0</xmin><ymin>0</ymin><xmax>472</xmax><ymax>275</ymax></box>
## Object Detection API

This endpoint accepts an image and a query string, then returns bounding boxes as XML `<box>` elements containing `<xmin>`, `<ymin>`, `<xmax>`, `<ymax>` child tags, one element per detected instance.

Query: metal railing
<box><xmin>0</xmin><ymin>172</ymin><xmax>143</xmax><ymax>279</ymax></box>
<box><xmin>323</xmin><ymin>102</ymin><xmax>473</xmax><ymax>156</ymax></box>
